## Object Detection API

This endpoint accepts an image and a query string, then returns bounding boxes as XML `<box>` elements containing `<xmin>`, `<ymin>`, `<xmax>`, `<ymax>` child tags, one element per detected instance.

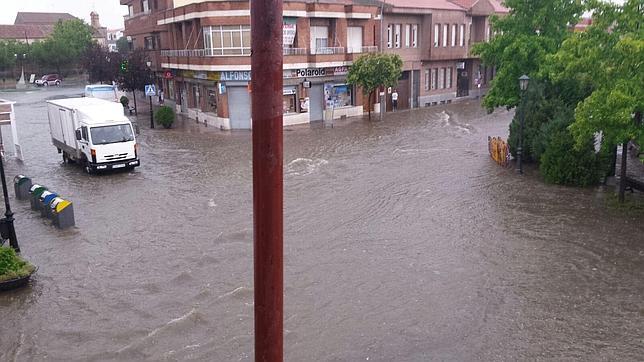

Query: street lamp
<box><xmin>517</xmin><ymin>74</ymin><xmax>530</xmax><ymax>174</ymax></box>
<box><xmin>146</xmin><ymin>61</ymin><xmax>154</xmax><ymax>129</ymax></box>
<box><xmin>0</xmin><ymin>154</ymin><xmax>19</xmax><ymax>252</ymax></box>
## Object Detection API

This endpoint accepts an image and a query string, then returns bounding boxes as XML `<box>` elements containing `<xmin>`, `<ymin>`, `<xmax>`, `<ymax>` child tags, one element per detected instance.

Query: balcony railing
<box><xmin>123</xmin><ymin>9</ymin><xmax>151</xmax><ymax>21</ymax></box>
<box><xmin>311</xmin><ymin>47</ymin><xmax>345</xmax><ymax>55</ymax></box>
<box><xmin>347</xmin><ymin>46</ymin><xmax>379</xmax><ymax>54</ymax></box>
<box><xmin>160</xmin><ymin>49</ymin><xmax>207</xmax><ymax>57</ymax></box>
<box><xmin>283</xmin><ymin>47</ymin><xmax>307</xmax><ymax>56</ymax></box>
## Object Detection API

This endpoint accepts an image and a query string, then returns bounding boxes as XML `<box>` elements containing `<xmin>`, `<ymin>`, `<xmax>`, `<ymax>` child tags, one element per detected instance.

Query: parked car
<box><xmin>35</xmin><ymin>74</ymin><xmax>62</xmax><ymax>87</ymax></box>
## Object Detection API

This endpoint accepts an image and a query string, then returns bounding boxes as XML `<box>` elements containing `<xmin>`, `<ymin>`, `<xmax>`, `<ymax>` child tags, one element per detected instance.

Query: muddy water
<box><xmin>0</xmin><ymin>87</ymin><xmax>642</xmax><ymax>361</ymax></box>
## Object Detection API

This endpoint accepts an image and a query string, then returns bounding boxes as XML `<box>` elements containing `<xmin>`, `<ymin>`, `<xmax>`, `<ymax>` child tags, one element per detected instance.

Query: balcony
<box><xmin>311</xmin><ymin>47</ymin><xmax>345</xmax><ymax>55</ymax></box>
<box><xmin>283</xmin><ymin>48</ymin><xmax>307</xmax><ymax>56</ymax></box>
<box><xmin>161</xmin><ymin>49</ymin><xmax>207</xmax><ymax>57</ymax></box>
<box><xmin>123</xmin><ymin>9</ymin><xmax>151</xmax><ymax>21</ymax></box>
<box><xmin>347</xmin><ymin>46</ymin><xmax>378</xmax><ymax>54</ymax></box>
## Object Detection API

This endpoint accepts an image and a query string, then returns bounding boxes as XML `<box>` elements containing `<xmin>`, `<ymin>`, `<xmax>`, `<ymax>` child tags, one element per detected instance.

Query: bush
<box><xmin>539</xmin><ymin>125</ymin><xmax>603</xmax><ymax>187</ymax></box>
<box><xmin>120</xmin><ymin>95</ymin><xmax>129</xmax><ymax>108</ymax></box>
<box><xmin>155</xmin><ymin>106</ymin><xmax>175</xmax><ymax>129</ymax></box>
<box><xmin>0</xmin><ymin>246</ymin><xmax>35</xmax><ymax>282</ymax></box>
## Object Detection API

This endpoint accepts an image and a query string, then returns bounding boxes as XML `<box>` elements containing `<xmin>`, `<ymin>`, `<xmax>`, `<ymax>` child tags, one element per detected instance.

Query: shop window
<box><xmin>283</xmin><ymin>87</ymin><xmax>297</xmax><ymax>114</ymax></box>
<box><xmin>424</xmin><ymin>69</ymin><xmax>429</xmax><ymax>91</ymax></box>
<box><xmin>325</xmin><ymin>84</ymin><xmax>353</xmax><ymax>108</ymax></box>
<box><xmin>206</xmin><ymin>88</ymin><xmax>218</xmax><ymax>113</ymax></box>
<box><xmin>446</xmin><ymin>68</ymin><xmax>452</xmax><ymax>88</ymax></box>
<box><xmin>203</xmin><ymin>25</ymin><xmax>251</xmax><ymax>56</ymax></box>
<box><xmin>438</xmin><ymin>68</ymin><xmax>444</xmax><ymax>89</ymax></box>
<box><xmin>431</xmin><ymin>69</ymin><xmax>437</xmax><ymax>90</ymax></box>
<box><xmin>168</xmin><ymin>80</ymin><xmax>175</xmax><ymax>100</ymax></box>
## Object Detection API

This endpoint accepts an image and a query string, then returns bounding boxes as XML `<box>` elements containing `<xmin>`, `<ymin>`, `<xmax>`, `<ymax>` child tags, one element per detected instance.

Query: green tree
<box><xmin>31</xmin><ymin>19</ymin><xmax>93</xmax><ymax>74</ymax></box>
<box><xmin>83</xmin><ymin>43</ymin><xmax>122</xmax><ymax>84</ymax></box>
<box><xmin>548</xmin><ymin>0</ymin><xmax>643</xmax><ymax>201</ymax></box>
<box><xmin>117</xmin><ymin>49</ymin><xmax>151</xmax><ymax>115</ymax></box>
<box><xmin>347</xmin><ymin>53</ymin><xmax>402</xmax><ymax>120</ymax></box>
<box><xmin>472</xmin><ymin>0</ymin><xmax>585</xmax><ymax>111</ymax></box>
<box><xmin>116</xmin><ymin>37</ymin><xmax>130</xmax><ymax>54</ymax></box>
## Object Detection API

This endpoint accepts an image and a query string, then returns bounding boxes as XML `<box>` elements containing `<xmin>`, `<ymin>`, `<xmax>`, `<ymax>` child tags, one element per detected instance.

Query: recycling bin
<box><xmin>51</xmin><ymin>198</ymin><xmax>74</xmax><ymax>229</ymax></box>
<box><xmin>29</xmin><ymin>185</ymin><xmax>47</xmax><ymax>211</ymax></box>
<box><xmin>35</xmin><ymin>191</ymin><xmax>55</xmax><ymax>214</ymax></box>
<box><xmin>40</xmin><ymin>192</ymin><xmax>59</xmax><ymax>218</ymax></box>
<box><xmin>13</xmin><ymin>175</ymin><xmax>32</xmax><ymax>200</ymax></box>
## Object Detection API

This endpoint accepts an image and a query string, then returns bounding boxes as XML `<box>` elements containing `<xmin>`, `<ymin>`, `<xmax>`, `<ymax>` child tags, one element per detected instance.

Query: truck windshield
<box><xmin>90</xmin><ymin>124</ymin><xmax>134</xmax><ymax>145</ymax></box>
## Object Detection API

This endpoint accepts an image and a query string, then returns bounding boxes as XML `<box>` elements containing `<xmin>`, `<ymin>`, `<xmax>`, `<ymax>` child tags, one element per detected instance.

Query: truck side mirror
<box><xmin>75</xmin><ymin>129</ymin><xmax>82</xmax><ymax>141</ymax></box>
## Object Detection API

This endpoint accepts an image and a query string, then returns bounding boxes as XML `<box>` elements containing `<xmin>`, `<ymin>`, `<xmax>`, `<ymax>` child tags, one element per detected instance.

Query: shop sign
<box><xmin>332</xmin><ymin>66</ymin><xmax>349</xmax><ymax>76</ymax></box>
<box><xmin>456</xmin><ymin>62</ymin><xmax>466</xmax><ymax>69</ymax></box>
<box><xmin>295</xmin><ymin>68</ymin><xmax>326</xmax><ymax>78</ymax></box>
<box><xmin>163</xmin><ymin>70</ymin><xmax>174</xmax><ymax>79</ymax></box>
<box><xmin>220</xmin><ymin>71</ymin><xmax>252</xmax><ymax>81</ymax></box>
<box><xmin>285</xmin><ymin>66</ymin><xmax>351</xmax><ymax>79</ymax></box>
<box><xmin>180</xmin><ymin>70</ymin><xmax>219</xmax><ymax>81</ymax></box>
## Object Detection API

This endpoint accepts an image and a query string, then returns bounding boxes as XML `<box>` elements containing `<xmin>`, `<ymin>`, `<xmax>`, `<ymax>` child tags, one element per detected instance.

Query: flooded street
<box><xmin>0</xmin><ymin>87</ymin><xmax>642</xmax><ymax>361</ymax></box>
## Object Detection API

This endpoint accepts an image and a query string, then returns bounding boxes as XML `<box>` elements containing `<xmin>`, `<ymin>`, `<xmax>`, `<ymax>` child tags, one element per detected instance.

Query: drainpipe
<box><xmin>251</xmin><ymin>0</ymin><xmax>283</xmax><ymax>360</ymax></box>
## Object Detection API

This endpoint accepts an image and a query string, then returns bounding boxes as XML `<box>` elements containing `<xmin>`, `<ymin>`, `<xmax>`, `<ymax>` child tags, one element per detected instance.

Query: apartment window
<box><xmin>141</xmin><ymin>0</ymin><xmax>149</xmax><ymax>13</ymax></box>
<box><xmin>431</xmin><ymin>68</ymin><xmax>437</xmax><ymax>90</ymax></box>
<box><xmin>387</xmin><ymin>24</ymin><xmax>392</xmax><ymax>48</ymax></box>
<box><xmin>347</xmin><ymin>27</ymin><xmax>363</xmax><ymax>54</ymax></box>
<box><xmin>442</xmin><ymin>24</ymin><xmax>448</xmax><ymax>47</ymax></box>
<box><xmin>394</xmin><ymin>24</ymin><xmax>401</xmax><ymax>48</ymax></box>
<box><xmin>411</xmin><ymin>24</ymin><xmax>418</xmax><ymax>48</ymax></box>
<box><xmin>434</xmin><ymin>24</ymin><xmax>439</xmax><ymax>47</ymax></box>
<box><xmin>144</xmin><ymin>36</ymin><xmax>156</xmax><ymax>50</ymax></box>
<box><xmin>310</xmin><ymin>26</ymin><xmax>329</xmax><ymax>54</ymax></box>
<box><xmin>128</xmin><ymin>5</ymin><xmax>134</xmax><ymax>16</ymax></box>
<box><xmin>447</xmin><ymin>67</ymin><xmax>452</xmax><ymax>88</ymax></box>
<box><xmin>459</xmin><ymin>24</ymin><xmax>465</xmax><ymax>47</ymax></box>
<box><xmin>404</xmin><ymin>24</ymin><xmax>410</xmax><ymax>47</ymax></box>
<box><xmin>203</xmin><ymin>25</ymin><xmax>251</xmax><ymax>56</ymax></box>
<box><xmin>451</xmin><ymin>24</ymin><xmax>456</xmax><ymax>47</ymax></box>
<box><xmin>424</xmin><ymin>69</ymin><xmax>430</xmax><ymax>90</ymax></box>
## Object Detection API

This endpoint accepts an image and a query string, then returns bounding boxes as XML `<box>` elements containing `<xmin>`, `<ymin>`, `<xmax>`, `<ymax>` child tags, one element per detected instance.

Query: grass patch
<box><xmin>0</xmin><ymin>246</ymin><xmax>36</xmax><ymax>282</ymax></box>
<box><xmin>606</xmin><ymin>193</ymin><xmax>644</xmax><ymax>215</ymax></box>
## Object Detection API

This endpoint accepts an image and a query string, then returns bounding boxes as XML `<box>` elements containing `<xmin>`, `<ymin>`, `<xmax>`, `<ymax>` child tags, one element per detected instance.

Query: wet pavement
<box><xmin>0</xmin><ymin>86</ymin><xmax>642</xmax><ymax>361</ymax></box>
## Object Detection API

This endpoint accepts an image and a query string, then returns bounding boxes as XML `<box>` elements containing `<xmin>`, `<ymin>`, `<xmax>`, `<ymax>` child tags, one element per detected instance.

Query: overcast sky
<box><xmin>0</xmin><ymin>1</ymin><xmax>128</xmax><ymax>30</ymax></box>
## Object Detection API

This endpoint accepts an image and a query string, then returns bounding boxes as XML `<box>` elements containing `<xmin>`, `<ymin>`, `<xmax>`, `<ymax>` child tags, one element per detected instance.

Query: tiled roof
<box><xmin>383</xmin><ymin>0</ymin><xmax>465</xmax><ymax>11</ymax></box>
<box><xmin>447</xmin><ymin>0</ymin><xmax>509</xmax><ymax>13</ymax></box>
<box><xmin>0</xmin><ymin>24</ymin><xmax>54</xmax><ymax>40</ymax></box>
<box><xmin>14</xmin><ymin>12</ymin><xmax>77</xmax><ymax>25</ymax></box>
<box><xmin>488</xmin><ymin>0</ymin><xmax>509</xmax><ymax>13</ymax></box>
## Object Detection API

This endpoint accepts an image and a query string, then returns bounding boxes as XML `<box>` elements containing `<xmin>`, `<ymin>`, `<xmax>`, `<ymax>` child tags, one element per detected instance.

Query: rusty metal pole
<box><xmin>251</xmin><ymin>0</ymin><xmax>283</xmax><ymax>360</ymax></box>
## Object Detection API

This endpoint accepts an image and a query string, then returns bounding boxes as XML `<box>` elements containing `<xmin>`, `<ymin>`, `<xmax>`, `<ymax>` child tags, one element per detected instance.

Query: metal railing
<box><xmin>123</xmin><ymin>9</ymin><xmax>151</xmax><ymax>21</ymax></box>
<box><xmin>347</xmin><ymin>46</ymin><xmax>379</xmax><ymax>54</ymax></box>
<box><xmin>283</xmin><ymin>47</ymin><xmax>307</xmax><ymax>56</ymax></box>
<box><xmin>160</xmin><ymin>49</ymin><xmax>207</xmax><ymax>57</ymax></box>
<box><xmin>311</xmin><ymin>47</ymin><xmax>345</xmax><ymax>55</ymax></box>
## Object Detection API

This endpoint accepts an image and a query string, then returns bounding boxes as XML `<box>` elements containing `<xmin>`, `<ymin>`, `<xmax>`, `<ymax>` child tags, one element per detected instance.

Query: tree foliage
<box><xmin>29</xmin><ymin>19</ymin><xmax>93</xmax><ymax>73</ymax></box>
<box><xmin>347</xmin><ymin>53</ymin><xmax>402</xmax><ymax>119</ymax></box>
<box><xmin>0</xmin><ymin>40</ymin><xmax>27</xmax><ymax>73</ymax></box>
<box><xmin>547</xmin><ymin>0</ymin><xmax>644</xmax><ymax>150</ymax></box>
<box><xmin>83</xmin><ymin>43</ymin><xmax>122</xmax><ymax>84</ymax></box>
<box><xmin>117</xmin><ymin>48</ymin><xmax>150</xmax><ymax>93</ymax></box>
<box><xmin>116</xmin><ymin>37</ymin><xmax>130</xmax><ymax>54</ymax></box>
<box><xmin>472</xmin><ymin>0</ymin><xmax>585</xmax><ymax>111</ymax></box>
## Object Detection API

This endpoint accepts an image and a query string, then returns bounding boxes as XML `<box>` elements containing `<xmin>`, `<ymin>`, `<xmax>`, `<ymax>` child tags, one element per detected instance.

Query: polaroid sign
<box><xmin>295</xmin><ymin>68</ymin><xmax>326</xmax><ymax>78</ymax></box>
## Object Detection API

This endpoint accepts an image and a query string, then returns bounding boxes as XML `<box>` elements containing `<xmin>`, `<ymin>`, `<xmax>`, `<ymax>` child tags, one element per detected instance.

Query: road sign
<box><xmin>145</xmin><ymin>84</ymin><xmax>156</xmax><ymax>96</ymax></box>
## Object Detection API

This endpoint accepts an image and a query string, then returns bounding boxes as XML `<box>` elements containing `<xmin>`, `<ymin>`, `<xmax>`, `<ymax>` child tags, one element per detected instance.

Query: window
<box><xmin>442</xmin><ymin>68</ymin><xmax>447</xmax><ymax>88</ymax></box>
<box><xmin>128</xmin><ymin>5</ymin><xmax>134</xmax><ymax>16</ymax></box>
<box><xmin>394</xmin><ymin>24</ymin><xmax>401</xmax><ymax>48</ymax></box>
<box><xmin>144</xmin><ymin>36</ymin><xmax>156</xmax><ymax>50</ymax></box>
<box><xmin>447</xmin><ymin>67</ymin><xmax>452</xmax><ymax>88</ymax></box>
<box><xmin>434</xmin><ymin>24</ymin><xmax>439</xmax><ymax>47</ymax></box>
<box><xmin>141</xmin><ymin>0</ymin><xmax>149</xmax><ymax>13</ymax></box>
<box><xmin>347</xmin><ymin>27</ymin><xmax>363</xmax><ymax>53</ymax></box>
<box><xmin>487</xmin><ymin>25</ymin><xmax>492</xmax><ymax>41</ymax></box>
<box><xmin>442</xmin><ymin>24</ymin><xmax>448</xmax><ymax>47</ymax></box>
<box><xmin>387</xmin><ymin>24</ymin><xmax>392</xmax><ymax>48</ymax></box>
<box><xmin>90</xmin><ymin>124</ymin><xmax>134</xmax><ymax>145</ymax></box>
<box><xmin>438</xmin><ymin>68</ymin><xmax>444</xmax><ymax>89</ymax></box>
<box><xmin>310</xmin><ymin>26</ymin><xmax>329</xmax><ymax>54</ymax></box>
<box><xmin>411</xmin><ymin>24</ymin><xmax>418</xmax><ymax>48</ymax></box>
<box><xmin>404</xmin><ymin>24</ymin><xmax>410</xmax><ymax>47</ymax></box>
<box><xmin>203</xmin><ymin>25</ymin><xmax>251</xmax><ymax>56</ymax></box>
<box><xmin>451</xmin><ymin>24</ymin><xmax>456</xmax><ymax>47</ymax></box>
<box><xmin>459</xmin><ymin>24</ymin><xmax>464</xmax><ymax>47</ymax></box>
<box><xmin>81</xmin><ymin>126</ymin><xmax>88</xmax><ymax>141</ymax></box>
<box><xmin>424</xmin><ymin>69</ymin><xmax>430</xmax><ymax>90</ymax></box>
<box><xmin>431</xmin><ymin>68</ymin><xmax>437</xmax><ymax>90</ymax></box>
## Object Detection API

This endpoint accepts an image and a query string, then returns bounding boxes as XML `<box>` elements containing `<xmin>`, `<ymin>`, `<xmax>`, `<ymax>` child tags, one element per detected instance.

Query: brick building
<box><xmin>121</xmin><ymin>0</ymin><xmax>506</xmax><ymax>129</ymax></box>
<box><xmin>122</xmin><ymin>0</ymin><xmax>380</xmax><ymax>129</ymax></box>
<box><xmin>381</xmin><ymin>0</ymin><xmax>507</xmax><ymax>110</ymax></box>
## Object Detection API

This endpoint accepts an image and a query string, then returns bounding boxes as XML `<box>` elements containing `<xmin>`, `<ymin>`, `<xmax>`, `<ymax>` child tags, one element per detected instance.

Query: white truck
<box><xmin>47</xmin><ymin>98</ymin><xmax>140</xmax><ymax>173</ymax></box>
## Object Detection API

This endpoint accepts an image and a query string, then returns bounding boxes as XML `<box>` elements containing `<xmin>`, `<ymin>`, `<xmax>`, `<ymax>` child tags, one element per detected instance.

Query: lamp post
<box><xmin>146</xmin><ymin>60</ymin><xmax>154</xmax><ymax>129</ymax></box>
<box><xmin>517</xmin><ymin>75</ymin><xmax>530</xmax><ymax>174</ymax></box>
<box><xmin>14</xmin><ymin>53</ymin><xmax>26</xmax><ymax>89</ymax></box>
<box><xmin>0</xmin><ymin>154</ymin><xmax>19</xmax><ymax>252</ymax></box>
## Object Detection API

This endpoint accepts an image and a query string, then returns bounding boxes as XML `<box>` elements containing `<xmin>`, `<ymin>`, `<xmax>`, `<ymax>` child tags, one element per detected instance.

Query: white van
<box><xmin>85</xmin><ymin>84</ymin><xmax>118</xmax><ymax>102</ymax></box>
<box><xmin>47</xmin><ymin>98</ymin><xmax>140</xmax><ymax>173</ymax></box>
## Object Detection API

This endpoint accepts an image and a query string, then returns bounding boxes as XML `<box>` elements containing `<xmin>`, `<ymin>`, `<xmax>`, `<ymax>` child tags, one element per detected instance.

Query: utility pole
<box><xmin>251</xmin><ymin>0</ymin><xmax>283</xmax><ymax>361</ymax></box>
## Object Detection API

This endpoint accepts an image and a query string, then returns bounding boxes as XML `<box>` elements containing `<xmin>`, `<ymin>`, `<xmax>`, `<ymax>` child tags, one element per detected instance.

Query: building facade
<box><xmin>122</xmin><ymin>0</ymin><xmax>380</xmax><ymax>129</ymax></box>
<box><xmin>381</xmin><ymin>0</ymin><xmax>507</xmax><ymax>110</ymax></box>
<box><xmin>121</xmin><ymin>0</ymin><xmax>506</xmax><ymax>129</ymax></box>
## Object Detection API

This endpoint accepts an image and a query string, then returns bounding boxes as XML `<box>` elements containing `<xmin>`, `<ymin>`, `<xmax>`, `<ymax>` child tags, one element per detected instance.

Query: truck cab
<box><xmin>75</xmin><ymin>120</ymin><xmax>139</xmax><ymax>172</ymax></box>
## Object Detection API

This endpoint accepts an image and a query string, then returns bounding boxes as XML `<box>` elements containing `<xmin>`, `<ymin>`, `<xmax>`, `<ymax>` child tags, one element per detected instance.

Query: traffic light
<box><xmin>120</xmin><ymin>60</ymin><xmax>129</xmax><ymax>73</ymax></box>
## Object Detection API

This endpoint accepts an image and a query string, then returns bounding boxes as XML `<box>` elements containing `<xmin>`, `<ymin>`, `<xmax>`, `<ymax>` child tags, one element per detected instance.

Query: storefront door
<box><xmin>457</xmin><ymin>70</ymin><xmax>469</xmax><ymax>97</ymax></box>
<box><xmin>228</xmin><ymin>86</ymin><xmax>251</xmax><ymax>129</ymax></box>
<box><xmin>180</xmin><ymin>86</ymin><xmax>188</xmax><ymax>113</ymax></box>
<box><xmin>309</xmin><ymin>84</ymin><xmax>324</xmax><ymax>122</ymax></box>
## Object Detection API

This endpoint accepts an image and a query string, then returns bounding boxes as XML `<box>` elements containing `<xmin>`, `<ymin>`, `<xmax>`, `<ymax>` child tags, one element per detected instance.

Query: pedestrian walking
<box><xmin>158</xmin><ymin>89</ymin><xmax>165</xmax><ymax>105</ymax></box>
<box><xmin>391</xmin><ymin>89</ymin><xmax>399</xmax><ymax>112</ymax></box>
